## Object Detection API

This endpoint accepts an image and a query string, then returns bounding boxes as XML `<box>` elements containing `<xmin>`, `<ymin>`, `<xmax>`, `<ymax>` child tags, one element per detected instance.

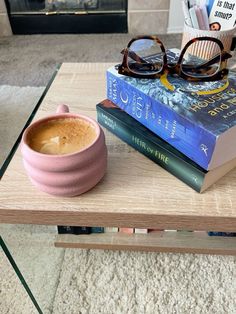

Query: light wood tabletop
<box><xmin>0</xmin><ymin>63</ymin><xmax>236</xmax><ymax>234</ymax></box>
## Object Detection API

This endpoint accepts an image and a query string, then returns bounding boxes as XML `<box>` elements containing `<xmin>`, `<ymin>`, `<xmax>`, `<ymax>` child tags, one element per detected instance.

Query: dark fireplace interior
<box><xmin>5</xmin><ymin>0</ymin><xmax>127</xmax><ymax>34</ymax></box>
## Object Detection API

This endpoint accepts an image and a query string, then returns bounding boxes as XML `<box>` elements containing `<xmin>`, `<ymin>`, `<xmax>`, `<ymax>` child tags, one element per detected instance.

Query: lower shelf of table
<box><xmin>55</xmin><ymin>231</ymin><xmax>236</xmax><ymax>256</ymax></box>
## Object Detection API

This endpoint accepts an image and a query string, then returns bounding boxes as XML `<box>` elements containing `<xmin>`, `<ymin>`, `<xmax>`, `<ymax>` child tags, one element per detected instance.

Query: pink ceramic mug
<box><xmin>21</xmin><ymin>104</ymin><xmax>107</xmax><ymax>197</ymax></box>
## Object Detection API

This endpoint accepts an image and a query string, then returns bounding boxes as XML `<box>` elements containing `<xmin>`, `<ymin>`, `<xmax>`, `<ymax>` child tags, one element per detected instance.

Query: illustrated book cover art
<box><xmin>107</xmin><ymin>50</ymin><xmax>236</xmax><ymax>170</ymax></box>
<box><xmin>97</xmin><ymin>99</ymin><xmax>236</xmax><ymax>193</ymax></box>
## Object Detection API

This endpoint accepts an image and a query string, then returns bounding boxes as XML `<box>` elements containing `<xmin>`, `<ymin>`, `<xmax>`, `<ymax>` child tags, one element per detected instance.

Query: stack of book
<box><xmin>96</xmin><ymin>52</ymin><xmax>236</xmax><ymax>194</ymax></box>
<box><xmin>58</xmin><ymin>51</ymin><xmax>236</xmax><ymax>238</ymax></box>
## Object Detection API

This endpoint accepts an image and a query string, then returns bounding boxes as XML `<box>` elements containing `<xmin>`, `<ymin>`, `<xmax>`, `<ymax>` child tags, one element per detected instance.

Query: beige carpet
<box><xmin>53</xmin><ymin>249</ymin><xmax>236</xmax><ymax>314</ymax></box>
<box><xmin>0</xmin><ymin>85</ymin><xmax>64</xmax><ymax>314</ymax></box>
<box><xmin>0</xmin><ymin>246</ymin><xmax>38</xmax><ymax>314</ymax></box>
<box><xmin>0</xmin><ymin>34</ymin><xmax>182</xmax><ymax>87</ymax></box>
<box><xmin>0</xmin><ymin>85</ymin><xmax>45</xmax><ymax>172</ymax></box>
<box><xmin>1</xmin><ymin>224</ymin><xmax>64</xmax><ymax>314</ymax></box>
<box><xmin>0</xmin><ymin>85</ymin><xmax>236</xmax><ymax>314</ymax></box>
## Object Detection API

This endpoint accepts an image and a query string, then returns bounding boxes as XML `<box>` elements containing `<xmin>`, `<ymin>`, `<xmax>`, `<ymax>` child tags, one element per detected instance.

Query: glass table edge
<box><xmin>0</xmin><ymin>236</ymin><xmax>43</xmax><ymax>314</ymax></box>
<box><xmin>0</xmin><ymin>64</ymin><xmax>61</xmax><ymax>179</ymax></box>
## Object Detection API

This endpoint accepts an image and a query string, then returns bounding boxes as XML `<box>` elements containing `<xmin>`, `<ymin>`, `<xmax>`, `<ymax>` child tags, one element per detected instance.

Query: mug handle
<box><xmin>56</xmin><ymin>104</ymin><xmax>69</xmax><ymax>114</ymax></box>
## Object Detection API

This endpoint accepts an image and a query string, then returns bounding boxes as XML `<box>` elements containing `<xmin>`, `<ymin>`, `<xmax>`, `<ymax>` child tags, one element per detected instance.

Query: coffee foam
<box><xmin>28</xmin><ymin>118</ymin><xmax>97</xmax><ymax>155</ymax></box>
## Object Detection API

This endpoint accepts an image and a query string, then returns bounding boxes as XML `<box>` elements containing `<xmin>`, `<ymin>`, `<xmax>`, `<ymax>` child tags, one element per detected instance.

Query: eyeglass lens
<box><xmin>181</xmin><ymin>40</ymin><xmax>221</xmax><ymax>78</ymax></box>
<box><xmin>127</xmin><ymin>39</ymin><xmax>164</xmax><ymax>75</ymax></box>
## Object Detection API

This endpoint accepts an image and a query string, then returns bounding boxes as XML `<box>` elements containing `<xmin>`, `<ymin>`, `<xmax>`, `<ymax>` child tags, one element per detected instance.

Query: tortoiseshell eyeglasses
<box><xmin>116</xmin><ymin>35</ymin><xmax>232</xmax><ymax>81</ymax></box>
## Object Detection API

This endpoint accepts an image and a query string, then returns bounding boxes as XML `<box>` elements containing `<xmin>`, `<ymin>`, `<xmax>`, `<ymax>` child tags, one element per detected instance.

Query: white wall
<box><xmin>168</xmin><ymin>0</ymin><xmax>185</xmax><ymax>33</ymax></box>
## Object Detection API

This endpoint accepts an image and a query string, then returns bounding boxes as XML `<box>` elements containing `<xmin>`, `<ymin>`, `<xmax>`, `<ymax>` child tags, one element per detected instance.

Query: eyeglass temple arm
<box><xmin>181</xmin><ymin>51</ymin><xmax>232</xmax><ymax>70</ymax></box>
<box><xmin>120</xmin><ymin>50</ymin><xmax>231</xmax><ymax>70</ymax></box>
<box><xmin>197</xmin><ymin>51</ymin><xmax>231</xmax><ymax>68</ymax></box>
<box><xmin>120</xmin><ymin>49</ymin><xmax>149</xmax><ymax>64</ymax></box>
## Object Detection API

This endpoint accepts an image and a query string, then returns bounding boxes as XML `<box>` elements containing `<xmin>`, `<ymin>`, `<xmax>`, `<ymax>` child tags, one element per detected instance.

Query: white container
<box><xmin>181</xmin><ymin>23</ymin><xmax>236</xmax><ymax>59</ymax></box>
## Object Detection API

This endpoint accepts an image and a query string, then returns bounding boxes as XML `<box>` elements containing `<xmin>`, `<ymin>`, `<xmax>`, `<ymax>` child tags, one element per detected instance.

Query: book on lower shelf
<box><xmin>57</xmin><ymin>226</ymin><xmax>91</xmax><ymax>234</ymax></box>
<box><xmin>119</xmin><ymin>228</ymin><xmax>134</xmax><ymax>234</ymax></box>
<box><xmin>148</xmin><ymin>229</ymin><xmax>164</xmax><ymax>233</ymax></box>
<box><xmin>57</xmin><ymin>226</ymin><xmax>236</xmax><ymax>237</ymax></box>
<box><xmin>106</xmin><ymin>53</ymin><xmax>236</xmax><ymax>171</ymax></box>
<box><xmin>207</xmin><ymin>232</ymin><xmax>236</xmax><ymax>237</ymax></box>
<box><xmin>57</xmin><ymin>226</ymin><xmax>74</xmax><ymax>234</ymax></box>
<box><xmin>135</xmin><ymin>228</ymin><xmax>148</xmax><ymax>234</ymax></box>
<box><xmin>96</xmin><ymin>99</ymin><xmax>236</xmax><ymax>193</ymax></box>
<box><xmin>91</xmin><ymin>227</ymin><xmax>104</xmax><ymax>233</ymax></box>
<box><xmin>104</xmin><ymin>227</ymin><xmax>119</xmax><ymax>233</ymax></box>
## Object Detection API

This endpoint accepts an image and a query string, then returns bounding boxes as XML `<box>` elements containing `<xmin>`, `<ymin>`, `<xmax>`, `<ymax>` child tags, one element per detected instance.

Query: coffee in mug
<box><xmin>21</xmin><ymin>104</ymin><xmax>107</xmax><ymax>197</ymax></box>
<box><xmin>27</xmin><ymin>118</ymin><xmax>97</xmax><ymax>155</ymax></box>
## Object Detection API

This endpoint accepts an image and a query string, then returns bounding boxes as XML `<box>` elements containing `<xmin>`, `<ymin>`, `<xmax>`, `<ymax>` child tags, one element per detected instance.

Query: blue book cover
<box><xmin>107</xmin><ymin>52</ymin><xmax>236</xmax><ymax>170</ymax></box>
<box><xmin>206</xmin><ymin>0</ymin><xmax>215</xmax><ymax>15</ymax></box>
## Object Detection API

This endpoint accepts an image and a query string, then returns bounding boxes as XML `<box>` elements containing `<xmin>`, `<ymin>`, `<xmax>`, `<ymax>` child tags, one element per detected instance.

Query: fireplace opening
<box><xmin>5</xmin><ymin>0</ymin><xmax>128</xmax><ymax>34</ymax></box>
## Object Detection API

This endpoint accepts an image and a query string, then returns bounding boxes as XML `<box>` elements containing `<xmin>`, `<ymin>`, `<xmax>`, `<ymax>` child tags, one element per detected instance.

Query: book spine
<box><xmin>91</xmin><ymin>227</ymin><xmax>104</xmax><ymax>233</ymax></box>
<box><xmin>97</xmin><ymin>106</ymin><xmax>205</xmax><ymax>192</ymax></box>
<box><xmin>106</xmin><ymin>71</ymin><xmax>216</xmax><ymax>170</ymax></box>
<box><xmin>189</xmin><ymin>6</ymin><xmax>200</xmax><ymax>29</ymax></box>
<box><xmin>195</xmin><ymin>5</ymin><xmax>206</xmax><ymax>30</ymax></box>
<box><xmin>104</xmin><ymin>227</ymin><xmax>119</xmax><ymax>233</ymax></box>
<box><xmin>57</xmin><ymin>226</ymin><xmax>91</xmax><ymax>234</ymax></box>
<box><xmin>206</xmin><ymin>0</ymin><xmax>214</xmax><ymax>15</ymax></box>
<box><xmin>207</xmin><ymin>232</ymin><xmax>236</xmax><ymax>237</ymax></box>
<box><xmin>119</xmin><ymin>228</ymin><xmax>134</xmax><ymax>234</ymax></box>
<box><xmin>57</xmin><ymin>226</ymin><xmax>74</xmax><ymax>234</ymax></box>
<box><xmin>135</xmin><ymin>228</ymin><xmax>148</xmax><ymax>234</ymax></box>
<box><xmin>148</xmin><ymin>229</ymin><xmax>164</xmax><ymax>233</ymax></box>
<box><xmin>199</xmin><ymin>5</ymin><xmax>210</xmax><ymax>30</ymax></box>
<box><xmin>73</xmin><ymin>227</ymin><xmax>91</xmax><ymax>235</ymax></box>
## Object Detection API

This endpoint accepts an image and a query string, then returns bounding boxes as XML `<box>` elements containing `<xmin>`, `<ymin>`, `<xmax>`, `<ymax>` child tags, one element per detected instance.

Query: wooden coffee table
<box><xmin>0</xmin><ymin>63</ymin><xmax>236</xmax><ymax>255</ymax></box>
